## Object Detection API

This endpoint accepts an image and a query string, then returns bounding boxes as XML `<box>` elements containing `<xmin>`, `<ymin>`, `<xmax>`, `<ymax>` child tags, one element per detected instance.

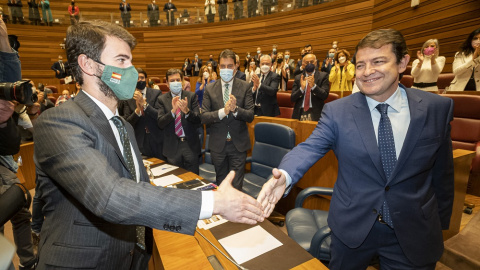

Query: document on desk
<box><xmin>152</xmin><ymin>175</ymin><xmax>183</xmax><ymax>187</ymax></box>
<box><xmin>218</xmin><ymin>225</ymin><xmax>283</xmax><ymax>264</ymax></box>
<box><xmin>151</xmin><ymin>164</ymin><xmax>178</xmax><ymax>177</ymax></box>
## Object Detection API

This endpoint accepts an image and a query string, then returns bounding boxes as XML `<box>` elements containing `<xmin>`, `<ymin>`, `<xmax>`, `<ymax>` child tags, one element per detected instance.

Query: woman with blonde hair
<box><xmin>195</xmin><ymin>65</ymin><xmax>216</xmax><ymax>107</ymax></box>
<box><xmin>329</xmin><ymin>49</ymin><xmax>355</xmax><ymax>91</ymax></box>
<box><xmin>245</xmin><ymin>58</ymin><xmax>260</xmax><ymax>84</ymax></box>
<box><xmin>272</xmin><ymin>52</ymin><xmax>289</xmax><ymax>91</ymax></box>
<box><xmin>411</xmin><ymin>39</ymin><xmax>445</xmax><ymax>91</ymax></box>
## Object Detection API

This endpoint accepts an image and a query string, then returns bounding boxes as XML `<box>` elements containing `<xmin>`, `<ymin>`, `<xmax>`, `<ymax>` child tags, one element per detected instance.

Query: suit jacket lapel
<box><xmin>351</xmin><ymin>93</ymin><xmax>386</xmax><ymax>184</ymax></box>
<box><xmin>389</xmin><ymin>88</ymin><xmax>426</xmax><ymax>183</ymax></box>
<box><xmin>74</xmin><ymin>91</ymin><xmax>129</xmax><ymax>171</ymax></box>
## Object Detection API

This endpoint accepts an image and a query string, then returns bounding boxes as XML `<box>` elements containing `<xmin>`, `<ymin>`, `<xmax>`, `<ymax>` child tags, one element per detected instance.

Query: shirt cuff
<box><xmin>135</xmin><ymin>109</ymin><xmax>142</xmax><ymax>117</ymax></box>
<box><xmin>218</xmin><ymin>108</ymin><xmax>227</xmax><ymax>120</ymax></box>
<box><xmin>278</xmin><ymin>169</ymin><xmax>293</xmax><ymax>196</ymax></box>
<box><xmin>199</xmin><ymin>191</ymin><xmax>214</xmax><ymax>219</ymax></box>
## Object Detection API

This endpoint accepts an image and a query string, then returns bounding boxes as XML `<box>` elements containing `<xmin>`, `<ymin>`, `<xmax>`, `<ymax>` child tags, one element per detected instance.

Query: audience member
<box><xmin>39</xmin><ymin>0</ymin><xmax>52</xmax><ymax>26</ymax></box>
<box><xmin>208</xmin><ymin>54</ymin><xmax>218</xmax><ymax>73</ymax></box>
<box><xmin>283</xmin><ymin>50</ymin><xmax>295</xmax><ymax>75</ymax></box>
<box><xmin>51</xmin><ymin>55</ymin><xmax>68</xmax><ymax>79</ymax></box>
<box><xmin>321</xmin><ymin>48</ymin><xmax>336</xmax><ymax>75</ymax></box>
<box><xmin>313</xmin><ymin>0</ymin><xmax>324</xmax><ymax>5</ymax></box>
<box><xmin>27</xmin><ymin>0</ymin><xmax>41</xmax><ymax>25</ymax></box>
<box><xmin>7</xmin><ymin>0</ymin><xmax>25</xmax><ymax>24</ymax></box>
<box><xmin>258</xmin><ymin>28</ymin><xmax>454</xmax><ymax>270</ymax></box>
<box><xmin>217</xmin><ymin>0</ymin><xmax>228</xmax><ymax>21</ymax></box>
<box><xmin>263</xmin><ymin>0</ymin><xmax>272</xmax><ymax>15</ymax></box>
<box><xmin>122</xmin><ymin>68</ymin><xmax>165</xmax><ymax>160</ymax></box>
<box><xmin>157</xmin><ymin>69</ymin><xmax>201</xmax><ymax>174</ymax></box>
<box><xmin>205</xmin><ymin>0</ymin><xmax>216</xmax><ymax>23</ymax></box>
<box><xmin>164</xmin><ymin>0</ymin><xmax>177</xmax><ymax>26</ymax></box>
<box><xmin>206</xmin><ymin>62</ymin><xmax>217</xmax><ymax>79</ymax></box>
<box><xmin>148</xmin><ymin>79</ymin><xmax>160</xmax><ymax>90</ymax></box>
<box><xmin>195</xmin><ymin>65</ymin><xmax>216</xmax><ymax>107</ymax></box>
<box><xmin>254</xmin><ymin>46</ymin><xmax>262</xmax><ymax>65</ymax></box>
<box><xmin>36</xmin><ymin>90</ymin><xmax>54</xmax><ymax>114</ymax></box>
<box><xmin>332</xmin><ymin>40</ymin><xmax>338</xmax><ymax>51</ymax></box>
<box><xmin>119</xmin><ymin>0</ymin><xmax>131</xmax><ymax>28</ymax></box>
<box><xmin>147</xmin><ymin>0</ymin><xmax>159</xmax><ymax>27</ymax></box>
<box><xmin>68</xmin><ymin>0</ymin><xmax>80</xmax><ymax>25</ymax></box>
<box><xmin>233</xmin><ymin>0</ymin><xmax>243</xmax><ymax>20</ymax></box>
<box><xmin>182</xmin><ymin>57</ymin><xmax>192</xmax><ymax>76</ymax></box>
<box><xmin>192</xmin><ymin>53</ymin><xmax>203</xmax><ymax>76</ymax></box>
<box><xmin>55</xmin><ymin>90</ymin><xmax>71</xmax><ymax>106</ymax></box>
<box><xmin>245</xmin><ymin>57</ymin><xmax>259</xmax><ymax>83</ymax></box>
<box><xmin>201</xmin><ymin>49</ymin><xmax>254</xmax><ymax>190</ymax></box>
<box><xmin>296</xmin><ymin>0</ymin><xmax>308</xmax><ymax>9</ymax></box>
<box><xmin>329</xmin><ymin>49</ymin><xmax>355</xmax><ymax>91</ymax></box>
<box><xmin>243</xmin><ymin>52</ymin><xmax>251</xmax><ymax>71</ymax></box>
<box><xmin>247</xmin><ymin>0</ymin><xmax>257</xmax><ymax>18</ymax></box>
<box><xmin>291</xmin><ymin>53</ymin><xmax>329</xmax><ymax>121</ymax></box>
<box><xmin>274</xmin><ymin>52</ymin><xmax>289</xmax><ymax>91</ymax></box>
<box><xmin>181</xmin><ymin>8</ymin><xmax>190</xmax><ymax>18</ymax></box>
<box><xmin>449</xmin><ymin>27</ymin><xmax>480</xmax><ymax>91</ymax></box>
<box><xmin>33</xmin><ymin>21</ymin><xmax>264</xmax><ymax>270</ymax></box>
<box><xmin>251</xmin><ymin>54</ymin><xmax>280</xmax><ymax>116</ymax></box>
<box><xmin>411</xmin><ymin>39</ymin><xmax>445</xmax><ymax>91</ymax></box>
<box><xmin>234</xmin><ymin>54</ymin><xmax>246</xmax><ymax>80</ymax></box>
<box><xmin>182</xmin><ymin>76</ymin><xmax>191</xmax><ymax>91</ymax></box>
<box><xmin>294</xmin><ymin>44</ymin><xmax>317</xmax><ymax>76</ymax></box>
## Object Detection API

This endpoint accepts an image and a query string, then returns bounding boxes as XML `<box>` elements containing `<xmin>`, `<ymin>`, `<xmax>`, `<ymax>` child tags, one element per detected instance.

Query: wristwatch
<box><xmin>233</xmin><ymin>106</ymin><xmax>238</xmax><ymax>114</ymax></box>
<box><xmin>143</xmin><ymin>103</ymin><xmax>149</xmax><ymax>111</ymax></box>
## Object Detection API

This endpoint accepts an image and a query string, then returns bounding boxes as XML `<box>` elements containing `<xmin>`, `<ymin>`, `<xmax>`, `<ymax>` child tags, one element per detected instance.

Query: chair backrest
<box><xmin>251</xmin><ymin>122</ymin><xmax>296</xmax><ymax>179</ymax></box>
<box><xmin>441</xmin><ymin>94</ymin><xmax>480</xmax><ymax>151</ymax></box>
<box><xmin>437</xmin><ymin>73</ymin><xmax>455</xmax><ymax>91</ymax></box>
<box><xmin>325</xmin><ymin>93</ymin><xmax>339</xmax><ymax>103</ymax></box>
<box><xmin>276</xmin><ymin>91</ymin><xmax>295</xmax><ymax>119</ymax></box>
<box><xmin>400</xmin><ymin>75</ymin><xmax>413</xmax><ymax>88</ymax></box>
<box><xmin>150</xmin><ymin>77</ymin><xmax>161</xmax><ymax>84</ymax></box>
<box><xmin>403</xmin><ymin>65</ymin><xmax>412</xmax><ymax>76</ymax></box>
<box><xmin>157</xmin><ymin>83</ymin><xmax>170</xmax><ymax>93</ymax></box>
<box><xmin>287</xmin><ymin>79</ymin><xmax>294</xmax><ymax>91</ymax></box>
<box><xmin>45</xmin><ymin>85</ymin><xmax>58</xmax><ymax>93</ymax></box>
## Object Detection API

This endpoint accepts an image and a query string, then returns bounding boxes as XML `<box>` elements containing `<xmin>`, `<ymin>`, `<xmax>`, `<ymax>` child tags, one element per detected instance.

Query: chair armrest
<box><xmin>245</xmin><ymin>156</ymin><xmax>252</xmax><ymax>164</ymax></box>
<box><xmin>471</xmin><ymin>141</ymin><xmax>480</xmax><ymax>173</ymax></box>
<box><xmin>295</xmin><ymin>187</ymin><xmax>334</xmax><ymax>208</ymax></box>
<box><xmin>310</xmin><ymin>226</ymin><xmax>331</xmax><ymax>260</ymax></box>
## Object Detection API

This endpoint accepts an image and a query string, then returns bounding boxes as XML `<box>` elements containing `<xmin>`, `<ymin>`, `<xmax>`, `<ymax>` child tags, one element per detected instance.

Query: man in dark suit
<box><xmin>293</xmin><ymin>44</ymin><xmax>320</xmax><ymax>77</ymax></box>
<box><xmin>122</xmin><ymin>68</ymin><xmax>164</xmax><ymax>161</ymax></box>
<box><xmin>51</xmin><ymin>55</ymin><xmax>68</xmax><ymax>79</ymax></box>
<box><xmin>291</xmin><ymin>53</ymin><xmax>329</xmax><ymax>121</ymax></box>
<box><xmin>201</xmin><ymin>49</ymin><xmax>254</xmax><ymax>190</ymax></box>
<box><xmin>157</xmin><ymin>69</ymin><xmax>201</xmax><ymax>174</ymax></box>
<box><xmin>33</xmin><ymin>21</ymin><xmax>264</xmax><ymax>270</ymax></box>
<box><xmin>192</xmin><ymin>53</ymin><xmax>202</xmax><ymax>76</ymax></box>
<box><xmin>119</xmin><ymin>0</ymin><xmax>131</xmax><ymax>28</ymax></box>
<box><xmin>217</xmin><ymin>0</ymin><xmax>228</xmax><ymax>21</ymax></box>
<box><xmin>254</xmin><ymin>46</ymin><xmax>262</xmax><ymax>66</ymax></box>
<box><xmin>163</xmin><ymin>0</ymin><xmax>177</xmax><ymax>26</ymax></box>
<box><xmin>250</xmin><ymin>54</ymin><xmax>280</xmax><ymax>116</ymax></box>
<box><xmin>147</xmin><ymin>0</ymin><xmax>159</xmax><ymax>27</ymax></box>
<box><xmin>234</xmin><ymin>54</ymin><xmax>246</xmax><ymax>81</ymax></box>
<box><xmin>258</xmin><ymin>29</ymin><xmax>454</xmax><ymax>270</ymax></box>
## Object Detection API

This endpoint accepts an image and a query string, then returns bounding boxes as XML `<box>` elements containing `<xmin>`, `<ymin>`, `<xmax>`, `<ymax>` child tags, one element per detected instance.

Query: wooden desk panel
<box><xmin>14</xmin><ymin>142</ymin><xmax>36</xmax><ymax>190</ymax></box>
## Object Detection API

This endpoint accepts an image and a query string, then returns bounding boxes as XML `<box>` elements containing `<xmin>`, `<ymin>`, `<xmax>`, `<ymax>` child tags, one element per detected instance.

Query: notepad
<box><xmin>150</xmin><ymin>164</ymin><xmax>178</xmax><ymax>177</ymax></box>
<box><xmin>218</xmin><ymin>225</ymin><xmax>283</xmax><ymax>264</ymax></box>
<box><xmin>152</xmin><ymin>175</ymin><xmax>183</xmax><ymax>187</ymax></box>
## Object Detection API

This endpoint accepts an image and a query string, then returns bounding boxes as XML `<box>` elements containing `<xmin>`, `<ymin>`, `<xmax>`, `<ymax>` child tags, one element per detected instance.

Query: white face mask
<box><xmin>203</xmin><ymin>72</ymin><xmax>209</xmax><ymax>78</ymax></box>
<box><xmin>332</xmin><ymin>44</ymin><xmax>337</xmax><ymax>49</ymax></box>
<box><xmin>207</xmin><ymin>67</ymin><xmax>212</xmax><ymax>71</ymax></box>
<box><xmin>338</xmin><ymin>57</ymin><xmax>346</xmax><ymax>64</ymax></box>
<box><xmin>260</xmin><ymin>65</ymin><xmax>270</xmax><ymax>74</ymax></box>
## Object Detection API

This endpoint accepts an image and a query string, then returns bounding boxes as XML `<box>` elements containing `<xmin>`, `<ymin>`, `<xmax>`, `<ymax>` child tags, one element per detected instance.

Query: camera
<box><xmin>0</xmin><ymin>80</ymin><xmax>38</xmax><ymax>106</ymax></box>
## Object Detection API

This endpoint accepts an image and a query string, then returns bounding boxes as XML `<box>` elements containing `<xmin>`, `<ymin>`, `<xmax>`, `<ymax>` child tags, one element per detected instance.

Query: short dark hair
<box><xmin>304</xmin><ymin>44</ymin><xmax>312</xmax><ymax>48</ymax></box>
<box><xmin>165</xmin><ymin>68</ymin><xmax>183</xmax><ymax>82</ymax></box>
<box><xmin>460</xmin><ymin>27</ymin><xmax>480</xmax><ymax>56</ymax></box>
<box><xmin>218</xmin><ymin>49</ymin><xmax>236</xmax><ymax>65</ymax></box>
<box><xmin>356</xmin><ymin>29</ymin><xmax>408</xmax><ymax>64</ymax></box>
<box><xmin>66</xmin><ymin>21</ymin><xmax>137</xmax><ymax>85</ymax></box>
<box><xmin>136</xmin><ymin>68</ymin><xmax>147</xmax><ymax>78</ymax></box>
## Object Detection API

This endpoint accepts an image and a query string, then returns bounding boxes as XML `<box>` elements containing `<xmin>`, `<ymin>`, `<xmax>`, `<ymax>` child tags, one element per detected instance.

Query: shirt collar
<box><xmin>366</xmin><ymin>85</ymin><xmax>403</xmax><ymax>113</ymax></box>
<box><xmin>221</xmin><ymin>78</ymin><xmax>233</xmax><ymax>88</ymax></box>
<box><xmin>83</xmin><ymin>90</ymin><xmax>119</xmax><ymax>120</ymax></box>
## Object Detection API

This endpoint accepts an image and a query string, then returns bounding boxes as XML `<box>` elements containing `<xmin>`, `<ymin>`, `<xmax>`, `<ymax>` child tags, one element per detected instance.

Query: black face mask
<box><xmin>136</xmin><ymin>80</ymin><xmax>146</xmax><ymax>90</ymax></box>
<box><xmin>71</xmin><ymin>1</ymin><xmax>74</xmax><ymax>5</ymax></box>
<box><xmin>277</xmin><ymin>58</ymin><xmax>283</xmax><ymax>63</ymax></box>
<box><xmin>305</xmin><ymin>63</ymin><xmax>315</xmax><ymax>73</ymax></box>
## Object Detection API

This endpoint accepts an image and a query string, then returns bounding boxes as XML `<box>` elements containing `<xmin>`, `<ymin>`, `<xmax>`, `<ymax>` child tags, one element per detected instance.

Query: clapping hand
<box><xmin>300</xmin><ymin>74</ymin><xmax>307</xmax><ymax>90</ymax></box>
<box><xmin>178</xmin><ymin>97</ymin><xmax>189</xmax><ymax>114</ymax></box>
<box><xmin>251</xmin><ymin>73</ymin><xmax>260</xmax><ymax>91</ymax></box>
<box><xmin>213</xmin><ymin>171</ymin><xmax>265</xmax><ymax>224</ymax></box>
<box><xmin>257</xmin><ymin>168</ymin><xmax>287</xmax><ymax>218</ymax></box>
<box><xmin>306</xmin><ymin>75</ymin><xmax>315</xmax><ymax>88</ymax></box>
<box><xmin>171</xmin><ymin>95</ymin><xmax>180</xmax><ymax>113</ymax></box>
<box><xmin>416</xmin><ymin>50</ymin><xmax>425</xmax><ymax>62</ymax></box>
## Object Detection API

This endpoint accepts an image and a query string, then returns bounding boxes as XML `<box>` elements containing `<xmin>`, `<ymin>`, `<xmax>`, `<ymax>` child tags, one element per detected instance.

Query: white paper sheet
<box><xmin>152</xmin><ymin>175</ymin><xmax>183</xmax><ymax>187</ymax></box>
<box><xmin>197</xmin><ymin>215</ymin><xmax>228</xmax><ymax>230</ymax></box>
<box><xmin>218</xmin><ymin>225</ymin><xmax>283</xmax><ymax>265</ymax></box>
<box><xmin>150</xmin><ymin>164</ymin><xmax>178</xmax><ymax>177</ymax></box>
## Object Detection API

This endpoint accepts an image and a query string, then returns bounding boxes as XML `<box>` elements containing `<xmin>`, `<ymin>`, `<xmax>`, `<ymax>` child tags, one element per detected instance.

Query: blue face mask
<box><xmin>329</xmin><ymin>53</ymin><xmax>335</xmax><ymax>58</ymax></box>
<box><xmin>285</xmin><ymin>55</ymin><xmax>290</xmax><ymax>60</ymax></box>
<box><xmin>169</xmin><ymin>81</ymin><xmax>182</xmax><ymax>95</ymax></box>
<box><xmin>97</xmin><ymin>62</ymin><xmax>138</xmax><ymax>100</ymax></box>
<box><xmin>220</xmin><ymin>68</ymin><xmax>234</xmax><ymax>82</ymax></box>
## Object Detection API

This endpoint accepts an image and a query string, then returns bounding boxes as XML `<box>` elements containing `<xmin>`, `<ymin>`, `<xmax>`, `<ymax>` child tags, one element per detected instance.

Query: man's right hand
<box><xmin>257</xmin><ymin>168</ymin><xmax>287</xmax><ymax>218</ymax></box>
<box><xmin>300</xmin><ymin>75</ymin><xmax>307</xmax><ymax>90</ymax></box>
<box><xmin>171</xmin><ymin>95</ymin><xmax>179</xmax><ymax>114</ymax></box>
<box><xmin>0</xmin><ymin>100</ymin><xmax>15</xmax><ymax>125</ymax></box>
<box><xmin>213</xmin><ymin>171</ymin><xmax>265</xmax><ymax>224</ymax></box>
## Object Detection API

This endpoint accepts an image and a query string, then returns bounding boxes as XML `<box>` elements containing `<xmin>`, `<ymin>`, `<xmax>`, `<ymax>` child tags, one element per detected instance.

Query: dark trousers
<box><xmin>218</xmin><ymin>3</ymin><xmax>227</xmax><ymax>21</ymax></box>
<box><xmin>31</xmin><ymin>184</ymin><xmax>45</xmax><ymax>234</ymax></box>
<box><xmin>329</xmin><ymin>220</ymin><xmax>436</xmax><ymax>270</ymax></box>
<box><xmin>121</xmin><ymin>13</ymin><xmax>131</xmax><ymax>27</ymax></box>
<box><xmin>211</xmin><ymin>141</ymin><xmax>246</xmax><ymax>190</ymax></box>
<box><xmin>166</xmin><ymin>140</ymin><xmax>199</xmax><ymax>175</ymax></box>
<box><xmin>234</xmin><ymin>1</ymin><xmax>244</xmax><ymax>19</ymax></box>
<box><xmin>263</xmin><ymin>5</ymin><xmax>271</xmax><ymax>15</ymax></box>
<box><xmin>140</xmin><ymin>133</ymin><xmax>165</xmax><ymax>162</ymax></box>
<box><xmin>247</xmin><ymin>0</ymin><xmax>257</xmax><ymax>17</ymax></box>
<box><xmin>206</xmin><ymin>11</ymin><xmax>215</xmax><ymax>23</ymax></box>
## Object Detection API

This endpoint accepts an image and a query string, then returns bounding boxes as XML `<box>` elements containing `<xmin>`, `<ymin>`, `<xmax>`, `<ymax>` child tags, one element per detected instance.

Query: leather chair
<box><xmin>150</xmin><ymin>77</ymin><xmax>161</xmax><ymax>84</ymax></box>
<box><xmin>399</xmin><ymin>75</ymin><xmax>413</xmax><ymax>88</ymax></box>
<box><xmin>199</xmin><ymin>134</ymin><xmax>216</xmax><ymax>183</ymax></box>
<box><xmin>438</xmin><ymin>73</ymin><xmax>455</xmax><ymax>92</ymax></box>
<box><xmin>441</xmin><ymin>94</ymin><xmax>480</xmax><ymax>197</ymax></box>
<box><xmin>45</xmin><ymin>85</ymin><xmax>58</xmax><ymax>94</ymax></box>
<box><xmin>325</xmin><ymin>93</ymin><xmax>339</xmax><ymax>103</ymax></box>
<box><xmin>157</xmin><ymin>83</ymin><xmax>170</xmax><ymax>94</ymax></box>
<box><xmin>276</xmin><ymin>92</ymin><xmax>295</xmax><ymax>119</ymax></box>
<box><xmin>242</xmin><ymin>122</ymin><xmax>296</xmax><ymax>198</ymax></box>
<box><xmin>287</xmin><ymin>79</ymin><xmax>294</xmax><ymax>91</ymax></box>
<box><xmin>286</xmin><ymin>187</ymin><xmax>333</xmax><ymax>262</ymax></box>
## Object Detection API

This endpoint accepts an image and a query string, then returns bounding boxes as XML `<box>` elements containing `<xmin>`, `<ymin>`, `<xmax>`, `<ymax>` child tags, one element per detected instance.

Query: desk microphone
<box><xmin>195</xmin><ymin>229</ymin><xmax>248</xmax><ymax>270</ymax></box>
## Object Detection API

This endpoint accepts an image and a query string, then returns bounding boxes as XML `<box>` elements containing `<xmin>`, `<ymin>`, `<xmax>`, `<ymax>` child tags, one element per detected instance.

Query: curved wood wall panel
<box><xmin>5</xmin><ymin>0</ymin><xmax>479</xmax><ymax>85</ymax></box>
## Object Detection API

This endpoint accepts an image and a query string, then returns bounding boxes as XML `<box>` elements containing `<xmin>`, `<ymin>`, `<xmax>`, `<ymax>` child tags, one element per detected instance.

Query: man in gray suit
<box><xmin>201</xmin><ymin>49</ymin><xmax>254</xmax><ymax>190</ymax></box>
<box><xmin>33</xmin><ymin>21</ymin><xmax>264</xmax><ymax>270</ymax></box>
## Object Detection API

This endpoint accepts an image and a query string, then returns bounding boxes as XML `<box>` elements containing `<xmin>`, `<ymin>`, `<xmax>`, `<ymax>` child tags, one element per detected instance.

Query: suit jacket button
<box><xmin>163</xmin><ymin>224</ymin><xmax>169</xmax><ymax>230</ymax></box>
<box><xmin>130</xmin><ymin>250</ymin><xmax>134</xmax><ymax>256</ymax></box>
<box><xmin>169</xmin><ymin>225</ymin><xmax>175</xmax><ymax>231</ymax></box>
<box><xmin>176</xmin><ymin>226</ymin><xmax>181</xmax><ymax>231</ymax></box>
<box><xmin>385</xmin><ymin>186</ymin><xmax>390</xmax><ymax>191</ymax></box>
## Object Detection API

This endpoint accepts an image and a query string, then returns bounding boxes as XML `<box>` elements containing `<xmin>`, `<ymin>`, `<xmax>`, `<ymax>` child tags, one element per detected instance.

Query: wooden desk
<box><xmin>148</xmin><ymin>166</ymin><xmax>327</xmax><ymax>270</ymax></box>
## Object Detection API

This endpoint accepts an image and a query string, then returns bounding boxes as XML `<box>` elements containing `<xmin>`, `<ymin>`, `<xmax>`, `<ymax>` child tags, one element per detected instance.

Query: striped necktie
<box><xmin>224</xmin><ymin>83</ymin><xmax>231</xmax><ymax>139</ymax></box>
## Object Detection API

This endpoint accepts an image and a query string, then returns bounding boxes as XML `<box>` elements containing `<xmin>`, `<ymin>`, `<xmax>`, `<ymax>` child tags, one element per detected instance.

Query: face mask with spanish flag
<box><xmin>96</xmin><ymin>61</ymin><xmax>139</xmax><ymax>100</ymax></box>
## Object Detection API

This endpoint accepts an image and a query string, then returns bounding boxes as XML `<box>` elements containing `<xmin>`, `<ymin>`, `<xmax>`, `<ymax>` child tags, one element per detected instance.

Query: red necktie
<box><xmin>303</xmin><ymin>84</ymin><xmax>311</xmax><ymax>112</ymax></box>
<box><xmin>174</xmin><ymin>108</ymin><xmax>184</xmax><ymax>137</ymax></box>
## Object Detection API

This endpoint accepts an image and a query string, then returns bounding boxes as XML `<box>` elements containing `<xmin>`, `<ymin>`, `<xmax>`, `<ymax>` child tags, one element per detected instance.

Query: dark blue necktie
<box><xmin>376</xmin><ymin>103</ymin><xmax>395</xmax><ymax>228</ymax></box>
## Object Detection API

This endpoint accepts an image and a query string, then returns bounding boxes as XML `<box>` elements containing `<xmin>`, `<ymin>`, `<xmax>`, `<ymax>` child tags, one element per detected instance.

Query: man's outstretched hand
<box><xmin>213</xmin><ymin>171</ymin><xmax>265</xmax><ymax>225</ymax></box>
<box><xmin>257</xmin><ymin>168</ymin><xmax>287</xmax><ymax>218</ymax></box>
